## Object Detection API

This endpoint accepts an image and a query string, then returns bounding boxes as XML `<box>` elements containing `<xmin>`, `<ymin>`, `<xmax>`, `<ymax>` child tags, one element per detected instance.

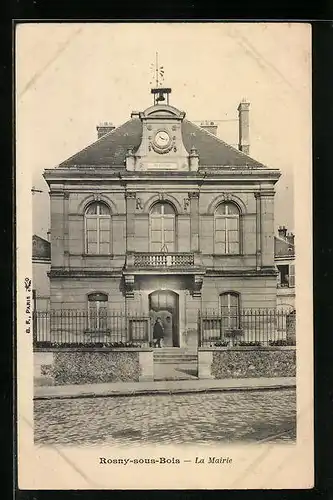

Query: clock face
<box><xmin>154</xmin><ymin>130</ymin><xmax>171</xmax><ymax>148</ymax></box>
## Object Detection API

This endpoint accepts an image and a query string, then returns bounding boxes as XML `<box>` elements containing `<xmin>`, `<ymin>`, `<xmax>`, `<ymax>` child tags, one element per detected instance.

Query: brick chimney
<box><xmin>278</xmin><ymin>226</ymin><xmax>287</xmax><ymax>239</ymax></box>
<box><xmin>286</xmin><ymin>232</ymin><xmax>295</xmax><ymax>245</ymax></box>
<box><xmin>237</xmin><ymin>99</ymin><xmax>250</xmax><ymax>155</ymax></box>
<box><xmin>200</xmin><ymin>120</ymin><xmax>218</xmax><ymax>136</ymax></box>
<box><xmin>96</xmin><ymin>122</ymin><xmax>115</xmax><ymax>139</ymax></box>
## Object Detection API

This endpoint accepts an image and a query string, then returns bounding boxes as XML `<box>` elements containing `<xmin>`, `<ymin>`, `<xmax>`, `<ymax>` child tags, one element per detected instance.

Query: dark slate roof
<box><xmin>33</xmin><ymin>235</ymin><xmax>51</xmax><ymax>261</ymax></box>
<box><xmin>59</xmin><ymin>119</ymin><xmax>142</xmax><ymax>168</ymax></box>
<box><xmin>181</xmin><ymin>120</ymin><xmax>265</xmax><ymax>168</ymax></box>
<box><xmin>274</xmin><ymin>236</ymin><xmax>295</xmax><ymax>258</ymax></box>
<box><xmin>58</xmin><ymin>117</ymin><xmax>266</xmax><ymax>169</ymax></box>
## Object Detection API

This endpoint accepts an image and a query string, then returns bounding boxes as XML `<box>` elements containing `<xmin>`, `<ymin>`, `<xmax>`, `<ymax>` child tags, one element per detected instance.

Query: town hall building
<box><xmin>43</xmin><ymin>86</ymin><xmax>281</xmax><ymax>348</ymax></box>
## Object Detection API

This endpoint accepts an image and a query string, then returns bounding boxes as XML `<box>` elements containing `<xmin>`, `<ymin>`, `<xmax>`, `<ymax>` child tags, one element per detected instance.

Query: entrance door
<box><xmin>149</xmin><ymin>290</ymin><xmax>179</xmax><ymax>347</ymax></box>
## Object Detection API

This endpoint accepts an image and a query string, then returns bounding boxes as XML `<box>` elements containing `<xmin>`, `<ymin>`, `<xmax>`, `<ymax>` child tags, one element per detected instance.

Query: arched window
<box><xmin>87</xmin><ymin>292</ymin><xmax>108</xmax><ymax>330</ymax></box>
<box><xmin>220</xmin><ymin>292</ymin><xmax>240</xmax><ymax>329</ymax></box>
<box><xmin>84</xmin><ymin>202</ymin><xmax>111</xmax><ymax>254</ymax></box>
<box><xmin>149</xmin><ymin>202</ymin><xmax>176</xmax><ymax>252</ymax></box>
<box><xmin>214</xmin><ymin>202</ymin><xmax>240</xmax><ymax>254</ymax></box>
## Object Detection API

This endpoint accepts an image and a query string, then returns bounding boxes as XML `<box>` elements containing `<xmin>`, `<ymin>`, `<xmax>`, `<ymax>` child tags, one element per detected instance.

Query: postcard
<box><xmin>16</xmin><ymin>21</ymin><xmax>313</xmax><ymax>490</ymax></box>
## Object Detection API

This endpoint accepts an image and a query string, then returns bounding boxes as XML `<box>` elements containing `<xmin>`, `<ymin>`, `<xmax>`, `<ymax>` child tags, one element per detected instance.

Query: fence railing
<box><xmin>34</xmin><ymin>310</ymin><xmax>151</xmax><ymax>348</ymax></box>
<box><xmin>34</xmin><ymin>308</ymin><xmax>296</xmax><ymax>349</ymax></box>
<box><xmin>198</xmin><ymin>308</ymin><xmax>296</xmax><ymax>347</ymax></box>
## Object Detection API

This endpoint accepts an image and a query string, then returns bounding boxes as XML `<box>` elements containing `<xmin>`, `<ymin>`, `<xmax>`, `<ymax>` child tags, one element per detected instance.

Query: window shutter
<box><xmin>289</xmin><ymin>264</ymin><xmax>295</xmax><ymax>287</ymax></box>
<box><xmin>277</xmin><ymin>268</ymin><xmax>281</xmax><ymax>286</ymax></box>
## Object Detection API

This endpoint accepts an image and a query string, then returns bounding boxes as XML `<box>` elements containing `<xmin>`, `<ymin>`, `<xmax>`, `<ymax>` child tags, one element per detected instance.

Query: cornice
<box><xmin>204</xmin><ymin>268</ymin><xmax>278</xmax><ymax>277</ymax></box>
<box><xmin>43</xmin><ymin>169</ymin><xmax>281</xmax><ymax>185</ymax></box>
<box><xmin>49</xmin><ymin>269</ymin><xmax>123</xmax><ymax>279</ymax></box>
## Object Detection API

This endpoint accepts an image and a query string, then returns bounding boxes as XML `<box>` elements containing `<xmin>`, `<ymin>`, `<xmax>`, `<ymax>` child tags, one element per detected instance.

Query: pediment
<box><xmin>140</xmin><ymin>104</ymin><xmax>185</xmax><ymax>120</ymax></box>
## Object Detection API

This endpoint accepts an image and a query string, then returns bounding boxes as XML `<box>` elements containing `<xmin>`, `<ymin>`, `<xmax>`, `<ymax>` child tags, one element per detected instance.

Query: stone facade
<box><xmin>44</xmin><ymin>89</ymin><xmax>281</xmax><ymax>348</ymax></box>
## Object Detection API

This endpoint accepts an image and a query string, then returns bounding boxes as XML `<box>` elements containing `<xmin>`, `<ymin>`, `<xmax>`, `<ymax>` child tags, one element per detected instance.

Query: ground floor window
<box><xmin>87</xmin><ymin>292</ymin><xmax>108</xmax><ymax>329</ymax></box>
<box><xmin>220</xmin><ymin>292</ymin><xmax>240</xmax><ymax>329</ymax></box>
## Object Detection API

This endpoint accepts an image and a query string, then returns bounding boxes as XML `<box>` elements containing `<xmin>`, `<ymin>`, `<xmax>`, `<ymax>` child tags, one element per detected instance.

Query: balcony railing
<box><xmin>132</xmin><ymin>252</ymin><xmax>195</xmax><ymax>268</ymax></box>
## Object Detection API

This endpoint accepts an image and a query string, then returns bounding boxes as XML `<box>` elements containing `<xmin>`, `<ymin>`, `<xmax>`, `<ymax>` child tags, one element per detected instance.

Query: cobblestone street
<box><xmin>34</xmin><ymin>388</ymin><xmax>296</xmax><ymax>447</ymax></box>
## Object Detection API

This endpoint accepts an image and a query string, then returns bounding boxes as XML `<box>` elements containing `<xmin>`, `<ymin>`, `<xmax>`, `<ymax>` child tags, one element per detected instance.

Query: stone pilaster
<box><xmin>260</xmin><ymin>189</ymin><xmax>275</xmax><ymax>268</ymax></box>
<box><xmin>198</xmin><ymin>351</ymin><xmax>214</xmax><ymax>379</ymax></box>
<box><xmin>188</xmin><ymin>191</ymin><xmax>200</xmax><ymax>252</ymax></box>
<box><xmin>193</xmin><ymin>274</ymin><xmax>203</xmax><ymax>298</ymax></box>
<box><xmin>124</xmin><ymin>274</ymin><xmax>135</xmax><ymax>299</ymax></box>
<box><xmin>63</xmin><ymin>192</ymin><xmax>70</xmax><ymax>268</ymax></box>
<box><xmin>254</xmin><ymin>192</ymin><xmax>262</xmax><ymax>270</ymax></box>
<box><xmin>138</xmin><ymin>351</ymin><xmax>154</xmax><ymax>381</ymax></box>
<box><xmin>125</xmin><ymin>191</ymin><xmax>136</xmax><ymax>252</ymax></box>
<box><xmin>49</xmin><ymin>190</ymin><xmax>65</xmax><ymax>268</ymax></box>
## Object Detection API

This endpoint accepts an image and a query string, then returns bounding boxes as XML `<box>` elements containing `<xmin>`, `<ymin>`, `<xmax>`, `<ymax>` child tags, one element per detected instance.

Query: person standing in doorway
<box><xmin>153</xmin><ymin>317</ymin><xmax>164</xmax><ymax>348</ymax></box>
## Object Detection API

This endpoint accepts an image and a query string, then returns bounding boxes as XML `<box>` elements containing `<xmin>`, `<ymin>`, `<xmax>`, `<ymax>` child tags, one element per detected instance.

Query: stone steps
<box><xmin>153</xmin><ymin>348</ymin><xmax>198</xmax><ymax>364</ymax></box>
<box><xmin>153</xmin><ymin>363</ymin><xmax>198</xmax><ymax>381</ymax></box>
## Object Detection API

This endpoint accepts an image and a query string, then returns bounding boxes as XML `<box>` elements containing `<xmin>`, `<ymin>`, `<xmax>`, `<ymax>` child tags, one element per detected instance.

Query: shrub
<box><xmin>35</xmin><ymin>341</ymin><xmax>141</xmax><ymax>349</ymax></box>
<box><xmin>269</xmin><ymin>339</ymin><xmax>295</xmax><ymax>346</ymax></box>
<box><xmin>224</xmin><ymin>328</ymin><xmax>243</xmax><ymax>338</ymax></box>
<box><xmin>237</xmin><ymin>341</ymin><xmax>262</xmax><ymax>347</ymax></box>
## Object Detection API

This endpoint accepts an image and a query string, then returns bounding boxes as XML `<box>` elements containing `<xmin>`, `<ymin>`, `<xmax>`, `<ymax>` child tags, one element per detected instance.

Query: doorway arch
<box><xmin>149</xmin><ymin>290</ymin><xmax>179</xmax><ymax>347</ymax></box>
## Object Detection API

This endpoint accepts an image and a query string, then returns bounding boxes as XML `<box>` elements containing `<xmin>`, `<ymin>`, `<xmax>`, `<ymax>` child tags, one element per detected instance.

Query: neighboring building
<box><xmin>32</xmin><ymin>234</ymin><xmax>51</xmax><ymax>310</ymax></box>
<box><xmin>43</xmin><ymin>87</ymin><xmax>281</xmax><ymax>347</ymax></box>
<box><xmin>275</xmin><ymin>226</ymin><xmax>295</xmax><ymax>310</ymax></box>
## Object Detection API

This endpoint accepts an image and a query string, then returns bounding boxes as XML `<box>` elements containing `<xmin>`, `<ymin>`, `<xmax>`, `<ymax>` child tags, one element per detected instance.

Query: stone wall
<box><xmin>201</xmin><ymin>275</ymin><xmax>277</xmax><ymax>310</ymax></box>
<box><xmin>34</xmin><ymin>348</ymin><xmax>154</xmax><ymax>386</ymax></box>
<box><xmin>50</xmin><ymin>277</ymin><xmax>124</xmax><ymax>310</ymax></box>
<box><xmin>198</xmin><ymin>347</ymin><xmax>296</xmax><ymax>379</ymax></box>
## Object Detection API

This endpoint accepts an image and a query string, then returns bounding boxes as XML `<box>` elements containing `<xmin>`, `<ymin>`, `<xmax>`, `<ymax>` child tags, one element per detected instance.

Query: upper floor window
<box><xmin>214</xmin><ymin>202</ymin><xmax>240</xmax><ymax>254</ymax></box>
<box><xmin>84</xmin><ymin>202</ymin><xmax>111</xmax><ymax>254</ymax></box>
<box><xmin>277</xmin><ymin>264</ymin><xmax>295</xmax><ymax>288</ymax></box>
<box><xmin>149</xmin><ymin>202</ymin><xmax>176</xmax><ymax>252</ymax></box>
<box><xmin>220</xmin><ymin>292</ymin><xmax>240</xmax><ymax>329</ymax></box>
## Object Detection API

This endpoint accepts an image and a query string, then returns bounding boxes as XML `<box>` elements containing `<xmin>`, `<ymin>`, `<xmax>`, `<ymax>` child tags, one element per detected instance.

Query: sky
<box><xmin>16</xmin><ymin>23</ymin><xmax>311</xmax><ymax>239</ymax></box>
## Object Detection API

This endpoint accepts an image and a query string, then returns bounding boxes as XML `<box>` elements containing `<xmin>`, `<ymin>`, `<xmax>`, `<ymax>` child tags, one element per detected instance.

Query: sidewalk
<box><xmin>34</xmin><ymin>377</ymin><xmax>296</xmax><ymax>400</ymax></box>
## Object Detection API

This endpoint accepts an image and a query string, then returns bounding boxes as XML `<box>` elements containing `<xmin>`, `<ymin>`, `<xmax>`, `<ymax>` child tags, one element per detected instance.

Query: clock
<box><xmin>152</xmin><ymin>130</ymin><xmax>172</xmax><ymax>153</ymax></box>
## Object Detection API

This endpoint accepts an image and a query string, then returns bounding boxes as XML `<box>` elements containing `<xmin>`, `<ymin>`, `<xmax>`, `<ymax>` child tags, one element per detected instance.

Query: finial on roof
<box><xmin>150</xmin><ymin>52</ymin><xmax>171</xmax><ymax>105</ymax></box>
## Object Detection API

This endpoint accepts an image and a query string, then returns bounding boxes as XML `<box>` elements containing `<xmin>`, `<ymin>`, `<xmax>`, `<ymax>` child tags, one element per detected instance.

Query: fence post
<box><xmin>32</xmin><ymin>310</ymin><xmax>37</xmax><ymax>346</ymax></box>
<box><xmin>198</xmin><ymin>310</ymin><xmax>202</xmax><ymax>348</ymax></box>
<box><xmin>148</xmin><ymin>316</ymin><xmax>152</xmax><ymax>346</ymax></box>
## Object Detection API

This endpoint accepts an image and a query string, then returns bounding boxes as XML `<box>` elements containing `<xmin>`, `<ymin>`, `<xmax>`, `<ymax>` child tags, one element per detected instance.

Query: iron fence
<box><xmin>34</xmin><ymin>310</ymin><xmax>151</xmax><ymax>348</ymax></box>
<box><xmin>198</xmin><ymin>308</ymin><xmax>296</xmax><ymax>347</ymax></box>
<box><xmin>34</xmin><ymin>308</ymin><xmax>296</xmax><ymax>349</ymax></box>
